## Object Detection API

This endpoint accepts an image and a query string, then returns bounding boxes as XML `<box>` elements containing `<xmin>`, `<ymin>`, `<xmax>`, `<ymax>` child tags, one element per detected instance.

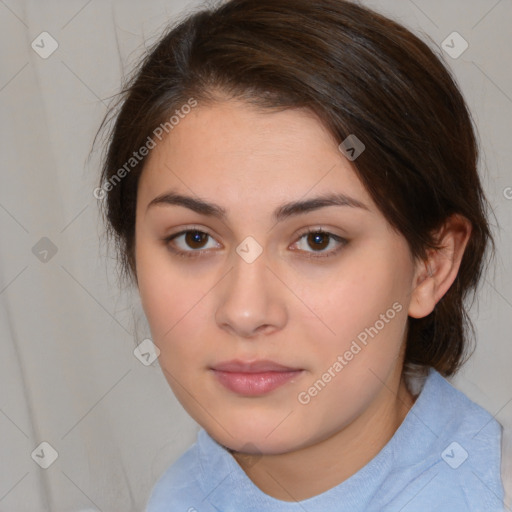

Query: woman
<box><xmin>97</xmin><ymin>0</ymin><xmax>507</xmax><ymax>509</ymax></box>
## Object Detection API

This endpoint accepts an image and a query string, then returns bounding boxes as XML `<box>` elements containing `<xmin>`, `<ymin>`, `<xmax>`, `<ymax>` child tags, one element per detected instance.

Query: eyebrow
<box><xmin>146</xmin><ymin>190</ymin><xmax>370</xmax><ymax>222</ymax></box>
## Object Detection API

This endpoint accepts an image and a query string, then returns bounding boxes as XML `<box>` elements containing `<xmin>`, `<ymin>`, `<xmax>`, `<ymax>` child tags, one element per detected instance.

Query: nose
<box><xmin>215</xmin><ymin>249</ymin><xmax>288</xmax><ymax>339</ymax></box>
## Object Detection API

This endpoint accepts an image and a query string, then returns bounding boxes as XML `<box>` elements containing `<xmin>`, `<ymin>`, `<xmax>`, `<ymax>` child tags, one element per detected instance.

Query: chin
<box><xmin>203</xmin><ymin>417</ymin><xmax>311</xmax><ymax>455</ymax></box>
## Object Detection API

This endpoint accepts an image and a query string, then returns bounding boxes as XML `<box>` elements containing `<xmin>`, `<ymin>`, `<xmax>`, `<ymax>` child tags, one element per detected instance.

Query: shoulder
<box><xmin>422</xmin><ymin>370</ymin><xmax>502</xmax><ymax>460</ymax></box>
<box><xmin>381</xmin><ymin>369</ymin><xmax>505</xmax><ymax>511</ymax></box>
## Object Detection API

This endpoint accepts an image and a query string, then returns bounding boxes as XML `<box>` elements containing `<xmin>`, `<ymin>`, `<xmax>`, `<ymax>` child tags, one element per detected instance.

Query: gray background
<box><xmin>0</xmin><ymin>0</ymin><xmax>511</xmax><ymax>510</ymax></box>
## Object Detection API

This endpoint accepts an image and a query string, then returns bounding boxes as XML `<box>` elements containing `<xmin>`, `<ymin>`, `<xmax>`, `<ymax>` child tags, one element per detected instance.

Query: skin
<box><xmin>134</xmin><ymin>99</ymin><xmax>471</xmax><ymax>501</ymax></box>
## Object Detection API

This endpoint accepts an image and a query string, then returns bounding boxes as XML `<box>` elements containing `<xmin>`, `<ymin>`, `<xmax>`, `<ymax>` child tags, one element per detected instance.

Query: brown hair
<box><xmin>96</xmin><ymin>0</ymin><xmax>495</xmax><ymax>377</ymax></box>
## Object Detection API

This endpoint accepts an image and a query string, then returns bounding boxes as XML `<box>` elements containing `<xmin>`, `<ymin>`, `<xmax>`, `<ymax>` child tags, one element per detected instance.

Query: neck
<box><xmin>231</xmin><ymin>369</ymin><xmax>416</xmax><ymax>502</ymax></box>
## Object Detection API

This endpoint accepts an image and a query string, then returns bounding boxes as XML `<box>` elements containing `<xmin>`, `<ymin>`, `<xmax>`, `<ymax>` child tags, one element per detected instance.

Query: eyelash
<box><xmin>163</xmin><ymin>226</ymin><xmax>347</xmax><ymax>260</ymax></box>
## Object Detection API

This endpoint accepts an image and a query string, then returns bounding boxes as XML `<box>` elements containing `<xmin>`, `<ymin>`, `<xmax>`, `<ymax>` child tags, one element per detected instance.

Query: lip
<box><xmin>211</xmin><ymin>359</ymin><xmax>301</xmax><ymax>373</ymax></box>
<box><xmin>210</xmin><ymin>359</ymin><xmax>304</xmax><ymax>396</ymax></box>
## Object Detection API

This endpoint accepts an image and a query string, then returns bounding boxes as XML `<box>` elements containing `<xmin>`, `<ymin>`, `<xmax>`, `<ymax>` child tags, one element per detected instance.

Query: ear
<box><xmin>408</xmin><ymin>214</ymin><xmax>472</xmax><ymax>319</ymax></box>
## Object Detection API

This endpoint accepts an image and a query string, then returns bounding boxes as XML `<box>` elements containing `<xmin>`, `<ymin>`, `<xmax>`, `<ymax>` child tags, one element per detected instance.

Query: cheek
<box><xmin>312</xmin><ymin>251</ymin><xmax>410</xmax><ymax>328</ymax></box>
<box><xmin>135</xmin><ymin>239</ymin><xmax>221</xmax><ymax>386</ymax></box>
<box><xmin>137</xmin><ymin>272</ymin><xmax>206</xmax><ymax>393</ymax></box>
<box><xmin>135</xmin><ymin>237</ymin><xmax>198</xmax><ymax>344</ymax></box>
<box><xmin>292</xmin><ymin>256</ymin><xmax>410</xmax><ymax>430</ymax></box>
<box><xmin>300</xmin><ymin>244</ymin><xmax>412</xmax><ymax>364</ymax></box>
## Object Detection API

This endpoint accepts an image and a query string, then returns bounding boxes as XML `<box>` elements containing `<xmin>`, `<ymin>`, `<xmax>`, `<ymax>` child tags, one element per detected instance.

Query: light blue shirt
<box><xmin>146</xmin><ymin>369</ymin><xmax>505</xmax><ymax>511</ymax></box>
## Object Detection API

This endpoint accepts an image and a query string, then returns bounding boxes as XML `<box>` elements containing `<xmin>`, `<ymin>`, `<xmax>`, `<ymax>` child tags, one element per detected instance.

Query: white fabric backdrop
<box><xmin>0</xmin><ymin>0</ymin><xmax>510</xmax><ymax>510</ymax></box>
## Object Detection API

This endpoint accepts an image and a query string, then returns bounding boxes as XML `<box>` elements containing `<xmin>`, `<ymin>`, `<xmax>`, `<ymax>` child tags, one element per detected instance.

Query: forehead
<box><xmin>137</xmin><ymin>100</ymin><xmax>374</xmax><ymax>214</ymax></box>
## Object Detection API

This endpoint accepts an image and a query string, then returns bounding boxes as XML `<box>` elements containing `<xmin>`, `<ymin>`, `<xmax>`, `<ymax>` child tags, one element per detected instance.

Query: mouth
<box><xmin>210</xmin><ymin>359</ymin><xmax>304</xmax><ymax>396</ymax></box>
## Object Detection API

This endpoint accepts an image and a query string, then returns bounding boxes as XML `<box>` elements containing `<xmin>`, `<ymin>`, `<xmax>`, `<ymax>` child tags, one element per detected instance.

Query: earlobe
<box><xmin>408</xmin><ymin>214</ymin><xmax>472</xmax><ymax>319</ymax></box>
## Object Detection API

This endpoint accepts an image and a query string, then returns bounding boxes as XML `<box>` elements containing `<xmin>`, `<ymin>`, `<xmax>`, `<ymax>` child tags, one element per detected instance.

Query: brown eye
<box><xmin>306</xmin><ymin>232</ymin><xmax>330</xmax><ymax>251</ymax></box>
<box><xmin>292</xmin><ymin>229</ymin><xmax>347</xmax><ymax>259</ymax></box>
<box><xmin>164</xmin><ymin>229</ymin><xmax>221</xmax><ymax>258</ymax></box>
<box><xmin>184</xmin><ymin>231</ymin><xmax>209</xmax><ymax>249</ymax></box>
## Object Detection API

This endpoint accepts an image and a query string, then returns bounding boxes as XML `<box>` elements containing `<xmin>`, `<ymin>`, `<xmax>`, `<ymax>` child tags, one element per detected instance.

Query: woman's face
<box><xmin>134</xmin><ymin>99</ymin><xmax>422</xmax><ymax>454</ymax></box>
